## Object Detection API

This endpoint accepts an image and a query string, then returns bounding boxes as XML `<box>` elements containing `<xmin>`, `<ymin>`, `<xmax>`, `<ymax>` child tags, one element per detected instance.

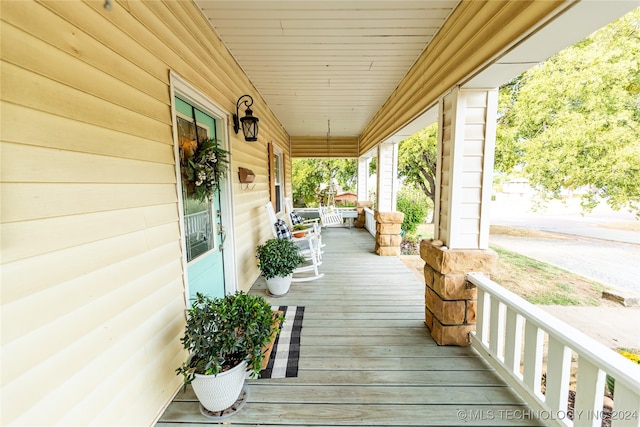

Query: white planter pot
<box><xmin>191</xmin><ymin>360</ymin><xmax>248</xmax><ymax>412</ymax></box>
<box><xmin>265</xmin><ymin>274</ymin><xmax>293</xmax><ymax>296</ymax></box>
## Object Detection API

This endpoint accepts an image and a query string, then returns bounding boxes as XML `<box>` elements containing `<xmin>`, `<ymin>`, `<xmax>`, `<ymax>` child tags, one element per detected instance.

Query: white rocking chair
<box><xmin>285</xmin><ymin>197</ymin><xmax>324</xmax><ymax>256</ymax></box>
<box><xmin>264</xmin><ymin>202</ymin><xmax>324</xmax><ymax>282</ymax></box>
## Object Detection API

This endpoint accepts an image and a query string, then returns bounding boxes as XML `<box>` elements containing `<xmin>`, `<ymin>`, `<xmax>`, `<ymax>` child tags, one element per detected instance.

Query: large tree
<box><xmin>496</xmin><ymin>8</ymin><xmax>640</xmax><ymax>214</ymax></box>
<box><xmin>291</xmin><ymin>159</ymin><xmax>356</xmax><ymax>206</ymax></box>
<box><xmin>397</xmin><ymin>124</ymin><xmax>438</xmax><ymax>211</ymax></box>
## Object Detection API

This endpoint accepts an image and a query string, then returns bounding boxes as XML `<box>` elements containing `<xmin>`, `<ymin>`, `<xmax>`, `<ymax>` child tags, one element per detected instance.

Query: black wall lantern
<box><xmin>233</xmin><ymin>95</ymin><xmax>259</xmax><ymax>142</ymax></box>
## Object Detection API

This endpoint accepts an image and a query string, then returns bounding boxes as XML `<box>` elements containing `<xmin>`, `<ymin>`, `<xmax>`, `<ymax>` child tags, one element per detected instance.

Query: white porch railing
<box><xmin>185</xmin><ymin>210</ymin><xmax>210</xmax><ymax>240</ymax></box>
<box><xmin>467</xmin><ymin>272</ymin><xmax>640</xmax><ymax>427</ymax></box>
<box><xmin>364</xmin><ymin>207</ymin><xmax>376</xmax><ymax>237</ymax></box>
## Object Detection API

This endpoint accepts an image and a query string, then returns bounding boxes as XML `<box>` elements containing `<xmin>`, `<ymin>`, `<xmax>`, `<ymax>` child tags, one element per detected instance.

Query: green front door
<box><xmin>175</xmin><ymin>97</ymin><xmax>226</xmax><ymax>301</ymax></box>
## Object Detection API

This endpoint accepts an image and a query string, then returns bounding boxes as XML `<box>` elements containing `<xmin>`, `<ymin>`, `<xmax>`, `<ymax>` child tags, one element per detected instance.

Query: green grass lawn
<box><xmin>403</xmin><ymin>223</ymin><xmax>608</xmax><ymax>307</ymax></box>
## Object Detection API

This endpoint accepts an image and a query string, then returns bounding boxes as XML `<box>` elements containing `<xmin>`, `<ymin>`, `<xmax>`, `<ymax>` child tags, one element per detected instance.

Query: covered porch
<box><xmin>3</xmin><ymin>1</ymin><xmax>639</xmax><ymax>425</ymax></box>
<box><xmin>158</xmin><ymin>227</ymin><xmax>538</xmax><ymax>426</ymax></box>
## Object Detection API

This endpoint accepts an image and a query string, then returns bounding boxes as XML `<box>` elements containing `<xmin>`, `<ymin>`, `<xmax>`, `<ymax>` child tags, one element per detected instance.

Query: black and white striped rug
<box><xmin>259</xmin><ymin>306</ymin><xmax>304</xmax><ymax>379</ymax></box>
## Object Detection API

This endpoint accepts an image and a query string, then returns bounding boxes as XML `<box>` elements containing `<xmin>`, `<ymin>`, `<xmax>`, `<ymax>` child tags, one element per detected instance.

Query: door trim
<box><xmin>169</xmin><ymin>71</ymin><xmax>238</xmax><ymax>307</ymax></box>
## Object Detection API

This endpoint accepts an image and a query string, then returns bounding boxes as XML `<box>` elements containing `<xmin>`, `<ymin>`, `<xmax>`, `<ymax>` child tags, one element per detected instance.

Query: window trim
<box><xmin>268</xmin><ymin>142</ymin><xmax>285</xmax><ymax>214</ymax></box>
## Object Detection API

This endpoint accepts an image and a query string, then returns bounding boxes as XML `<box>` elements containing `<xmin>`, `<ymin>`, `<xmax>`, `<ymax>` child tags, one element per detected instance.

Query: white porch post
<box><xmin>357</xmin><ymin>156</ymin><xmax>369</xmax><ymax>201</ymax></box>
<box><xmin>376</xmin><ymin>142</ymin><xmax>399</xmax><ymax>212</ymax></box>
<box><xmin>355</xmin><ymin>156</ymin><xmax>374</xmax><ymax>230</ymax></box>
<box><xmin>434</xmin><ymin>87</ymin><xmax>497</xmax><ymax>250</ymax></box>
<box><xmin>421</xmin><ymin>87</ymin><xmax>499</xmax><ymax>345</ymax></box>
<box><xmin>373</xmin><ymin>142</ymin><xmax>403</xmax><ymax>256</ymax></box>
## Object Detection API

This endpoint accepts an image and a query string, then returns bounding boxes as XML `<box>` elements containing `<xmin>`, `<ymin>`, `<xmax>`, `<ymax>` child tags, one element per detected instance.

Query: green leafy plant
<box><xmin>182</xmin><ymin>137</ymin><xmax>230</xmax><ymax>202</ymax></box>
<box><xmin>256</xmin><ymin>238</ymin><xmax>306</xmax><ymax>280</ymax></box>
<box><xmin>396</xmin><ymin>185</ymin><xmax>432</xmax><ymax>235</ymax></box>
<box><xmin>176</xmin><ymin>292</ymin><xmax>283</xmax><ymax>386</ymax></box>
<box><xmin>293</xmin><ymin>224</ymin><xmax>308</xmax><ymax>231</ymax></box>
<box><xmin>606</xmin><ymin>349</ymin><xmax>640</xmax><ymax>396</ymax></box>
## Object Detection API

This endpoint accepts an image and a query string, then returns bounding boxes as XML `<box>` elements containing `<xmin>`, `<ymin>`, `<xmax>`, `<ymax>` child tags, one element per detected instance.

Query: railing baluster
<box><xmin>504</xmin><ymin>308</ymin><xmax>523</xmax><ymax>378</ymax></box>
<box><xmin>489</xmin><ymin>298</ymin><xmax>503</xmax><ymax>359</ymax></box>
<box><xmin>574</xmin><ymin>358</ymin><xmax>606</xmax><ymax>427</ymax></box>
<box><xmin>610</xmin><ymin>382</ymin><xmax>640</xmax><ymax>427</ymax></box>
<box><xmin>545</xmin><ymin>336</ymin><xmax>572</xmax><ymax>416</ymax></box>
<box><xmin>523</xmin><ymin>321</ymin><xmax>544</xmax><ymax>399</ymax></box>
<box><xmin>476</xmin><ymin>287</ymin><xmax>489</xmax><ymax>345</ymax></box>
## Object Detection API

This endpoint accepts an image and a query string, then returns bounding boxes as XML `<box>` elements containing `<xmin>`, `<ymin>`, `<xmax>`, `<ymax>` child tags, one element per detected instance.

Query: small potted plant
<box><xmin>256</xmin><ymin>238</ymin><xmax>306</xmax><ymax>296</ymax></box>
<box><xmin>176</xmin><ymin>292</ymin><xmax>283</xmax><ymax>414</ymax></box>
<box><xmin>292</xmin><ymin>224</ymin><xmax>308</xmax><ymax>238</ymax></box>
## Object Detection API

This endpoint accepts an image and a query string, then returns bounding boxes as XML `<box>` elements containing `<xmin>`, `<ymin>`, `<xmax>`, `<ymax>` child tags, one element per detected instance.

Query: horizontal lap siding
<box><xmin>0</xmin><ymin>0</ymin><xmax>288</xmax><ymax>425</ymax></box>
<box><xmin>291</xmin><ymin>136</ymin><xmax>359</xmax><ymax>158</ymax></box>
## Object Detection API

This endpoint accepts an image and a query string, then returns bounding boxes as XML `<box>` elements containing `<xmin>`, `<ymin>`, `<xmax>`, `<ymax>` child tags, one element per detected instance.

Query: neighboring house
<box><xmin>1</xmin><ymin>1</ymin><xmax>634</xmax><ymax>425</ymax></box>
<box><xmin>335</xmin><ymin>192</ymin><xmax>358</xmax><ymax>205</ymax></box>
<box><xmin>502</xmin><ymin>178</ymin><xmax>533</xmax><ymax>199</ymax></box>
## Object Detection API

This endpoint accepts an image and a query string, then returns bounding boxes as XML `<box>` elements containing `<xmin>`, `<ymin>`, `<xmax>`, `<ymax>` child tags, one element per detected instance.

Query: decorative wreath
<box><xmin>181</xmin><ymin>137</ymin><xmax>230</xmax><ymax>202</ymax></box>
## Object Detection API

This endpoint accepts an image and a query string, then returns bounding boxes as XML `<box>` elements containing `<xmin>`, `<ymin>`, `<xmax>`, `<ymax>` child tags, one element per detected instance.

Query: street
<box><xmin>490</xmin><ymin>198</ymin><xmax>640</xmax><ymax>293</ymax></box>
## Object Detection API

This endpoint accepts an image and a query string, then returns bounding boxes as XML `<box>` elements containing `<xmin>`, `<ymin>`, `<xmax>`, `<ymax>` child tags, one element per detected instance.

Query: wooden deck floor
<box><xmin>157</xmin><ymin>227</ymin><xmax>541</xmax><ymax>426</ymax></box>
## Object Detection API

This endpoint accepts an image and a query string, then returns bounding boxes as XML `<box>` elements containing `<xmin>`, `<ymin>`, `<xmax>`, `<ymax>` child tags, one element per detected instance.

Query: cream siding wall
<box><xmin>1</xmin><ymin>1</ymin><xmax>289</xmax><ymax>425</ymax></box>
<box><xmin>290</xmin><ymin>136</ymin><xmax>359</xmax><ymax>158</ymax></box>
<box><xmin>435</xmin><ymin>88</ymin><xmax>496</xmax><ymax>249</ymax></box>
<box><xmin>231</xmin><ymin>137</ymin><xmax>290</xmax><ymax>289</ymax></box>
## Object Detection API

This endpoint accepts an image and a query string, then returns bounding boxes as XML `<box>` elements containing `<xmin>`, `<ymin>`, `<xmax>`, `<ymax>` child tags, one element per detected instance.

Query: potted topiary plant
<box><xmin>176</xmin><ymin>292</ymin><xmax>283</xmax><ymax>415</ymax></box>
<box><xmin>256</xmin><ymin>238</ymin><xmax>306</xmax><ymax>296</ymax></box>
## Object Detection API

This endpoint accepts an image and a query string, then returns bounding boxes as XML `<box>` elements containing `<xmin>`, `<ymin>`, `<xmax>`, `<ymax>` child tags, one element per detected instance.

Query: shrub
<box><xmin>396</xmin><ymin>186</ymin><xmax>432</xmax><ymax>235</ymax></box>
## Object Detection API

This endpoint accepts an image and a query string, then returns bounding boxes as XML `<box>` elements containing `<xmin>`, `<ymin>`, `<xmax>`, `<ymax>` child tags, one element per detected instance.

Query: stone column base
<box><xmin>355</xmin><ymin>200</ymin><xmax>373</xmax><ymax>228</ymax></box>
<box><xmin>374</xmin><ymin>211</ymin><xmax>404</xmax><ymax>256</ymax></box>
<box><xmin>420</xmin><ymin>240</ymin><xmax>497</xmax><ymax>345</ymax></box>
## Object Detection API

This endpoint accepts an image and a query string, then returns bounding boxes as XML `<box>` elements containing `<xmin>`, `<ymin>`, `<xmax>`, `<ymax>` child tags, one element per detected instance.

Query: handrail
<box><xmin>467</xmin><ymin>272</ymin><xmax>640</xmax><ymax>427</ymax></box>
<box><xmin>364</xmin><ymin>207</ymin><xmax>376</xmax><ymax>237</ymax></box>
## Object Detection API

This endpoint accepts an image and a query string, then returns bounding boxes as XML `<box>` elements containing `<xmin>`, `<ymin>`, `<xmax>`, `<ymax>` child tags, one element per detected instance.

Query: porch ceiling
<box><xmin>194</xmin><ymin>0</ymin><xmax>460</xmax><ymax>138</ymax></box>
<box><xmin>195</xmin><ymin>1</ymin><xmax>638</xmax><ymax>152</ymax></box>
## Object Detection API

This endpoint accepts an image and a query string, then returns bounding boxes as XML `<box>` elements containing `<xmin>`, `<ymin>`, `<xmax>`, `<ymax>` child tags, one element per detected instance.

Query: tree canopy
<box><xmin>291</xmin><ymin>158</ymin><xmax>356</xmax><ymax>206</ymax></box>
<box><xmin>496</xmin><ymin>8</ymin><xmax>640</xmax><ymax>214</ymax></box>
<box><xmin>397</xmin><ymin>124</ymin><xmax>438</xmax><ymax>209</ymax></box>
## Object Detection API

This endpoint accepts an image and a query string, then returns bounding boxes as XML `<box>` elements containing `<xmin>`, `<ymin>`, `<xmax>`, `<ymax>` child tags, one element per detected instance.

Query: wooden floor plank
<box><xmin>157</xmin><ymin>228</ymin><xmax>533</xmax><ymax>426</ymax></box>
<box><xmin>300</xmin><ymin>344</ymin><xmax>475</xmax><ymax>357</ymax></box>
<box><xmin>175</xmin><ymin>384</ymin><xmax>525</xmax><ymax>405</ymax></box>
<box><xmin>302</xmin><ymin>319</ymin><xmax>432</xmax><ymax>328</ymax></box>
<box><xmin>304</xmin><ymin>311</ymin><xmax>424</xmax><ymax>320</ymax></box>
<box><xmin>303</xmin><ymin>305</ymin><xmax>424</xmax><ymax>313</ymax></box>
<box><xmin>301</xmin><ymin>335</ymin><xmax>438</xmax><ymax>346</ymax></box>
<box><xmin>161</xmin><ymin>402</ymin><xmax>544</xmax><ymax>426</ymax></box>
<box><xmin>298</xmin><ymin>356</ymin><xmax>491</xmax><ymax>371</ymax></box>
<box><xmin>302</xmin><ymin>327</ymin><xmax>430</xmax><ymax>336</ymax></box>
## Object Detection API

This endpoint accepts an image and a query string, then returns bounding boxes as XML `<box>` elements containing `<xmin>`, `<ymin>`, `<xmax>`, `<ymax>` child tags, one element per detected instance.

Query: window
<box><xmin>269</xmin><ymin>143</ymin><xmax>284</xmax><ymax>214</ymax></box>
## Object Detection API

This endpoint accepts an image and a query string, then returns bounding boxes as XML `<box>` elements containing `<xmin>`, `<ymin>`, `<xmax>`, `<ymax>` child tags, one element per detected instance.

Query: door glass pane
<box><xmin>177</xmin><ymin>116</ymin><xmax>215</xmax><ymax>262</ymax></box>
